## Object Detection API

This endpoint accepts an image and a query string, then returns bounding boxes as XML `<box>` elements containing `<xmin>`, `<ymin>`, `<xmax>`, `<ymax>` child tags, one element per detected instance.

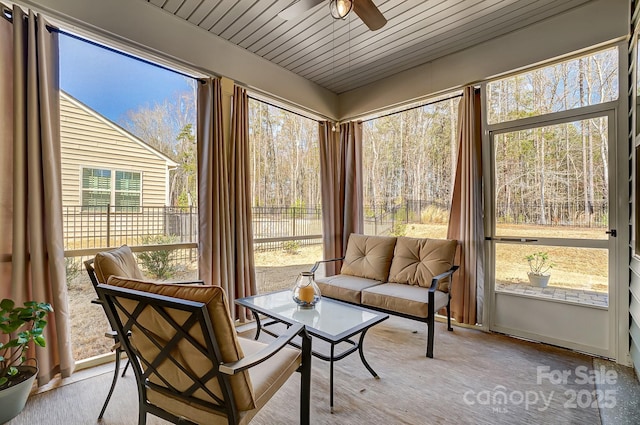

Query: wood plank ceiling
<box><xmin>145</xmin><ymin>0</ymin><xmax>593</xmax><ymax>94</ymax></box>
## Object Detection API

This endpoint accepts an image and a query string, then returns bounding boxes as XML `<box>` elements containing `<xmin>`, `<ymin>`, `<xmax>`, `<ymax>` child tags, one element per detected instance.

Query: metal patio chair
<box><xmin>83</xmin><ymin>245</ymin><xmax>146</xmax><ymax>419</ymax></box>
<box><xmin>96</xmin><ymin>277</ymin><xmax>311</xmax><ymax>425</ymax></box>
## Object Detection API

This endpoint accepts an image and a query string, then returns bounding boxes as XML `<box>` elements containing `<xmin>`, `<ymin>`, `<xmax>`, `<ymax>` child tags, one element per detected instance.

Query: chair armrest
<box><xmin>219</xmin><ymin>323</ymin><xmax>306</xmax><ymax>375</ymax></box>
<box><xmin>428</xmin><ymin>265</ymin><xmax>460</xmax><ymax>292</ymax></box>
<box><xmin>310</xmin><ymin>257</ymin><xmax>345</xmax><ymax>273</ymax></box>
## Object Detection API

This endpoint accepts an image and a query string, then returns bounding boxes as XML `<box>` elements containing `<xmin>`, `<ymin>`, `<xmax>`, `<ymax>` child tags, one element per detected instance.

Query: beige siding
<box><xmin>60</xmin><ymin>93</ymin><xmax>171</xmax><ymax>207</ymax></box>
<box><xmin>60</xmin><ymin>93</ymin><xmax>178</xmax><ymax>249</ymax></box>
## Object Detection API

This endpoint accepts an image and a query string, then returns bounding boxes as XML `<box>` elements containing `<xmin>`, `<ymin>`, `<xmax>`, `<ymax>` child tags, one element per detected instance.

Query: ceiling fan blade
<box><xmin>353</xmin><ymin>0</ymin><xmax>387</xmax><ymax>31</ymax></box>
<box><xmin>278</xmin><ymin>0</ymin><xmax>325</xmax><ymax>20</ymax></box>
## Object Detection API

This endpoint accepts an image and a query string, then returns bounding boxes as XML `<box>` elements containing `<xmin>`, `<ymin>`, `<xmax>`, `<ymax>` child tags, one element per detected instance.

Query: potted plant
<box><xmin>525</xmin><ymin>251</ymin><xmax>554</xmax><ymax>287</ymax></box>
<box><xmin>0</xmin><ymin>298</ymin><xmax>53</xmax><ymax>423</ymax></box>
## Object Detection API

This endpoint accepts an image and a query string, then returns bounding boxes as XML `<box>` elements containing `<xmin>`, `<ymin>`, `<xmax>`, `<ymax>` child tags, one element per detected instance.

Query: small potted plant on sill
<box><xmin>0</xmin><ymin>298</ymin><xmax>53</xmax><ymax>423</ymax></box>
<box><xmin>525</xmin><ymin>251</ymin><xmax>555</xmax><ymax>288</ymax></box>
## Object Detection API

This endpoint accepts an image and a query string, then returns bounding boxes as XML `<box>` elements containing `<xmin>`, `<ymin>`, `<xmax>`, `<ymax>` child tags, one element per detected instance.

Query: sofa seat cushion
<box><xmin>340</xmin><ymin>234</ymin><xmax>397</xmax><ymax>282</ymax></box>
<box><xmin>388</xmin><ymin>237</ymin><xmax>457</xmax><ymax>291</ymax></box>
<box><xmin>315</xmin><ymin>274</ymin><xmax>383</xmax><ymax>304</ymax></box>
<box><xmin>361</xmin><ymin>283</ymin><xmax>449</xmax><ymax>318</ymax></box>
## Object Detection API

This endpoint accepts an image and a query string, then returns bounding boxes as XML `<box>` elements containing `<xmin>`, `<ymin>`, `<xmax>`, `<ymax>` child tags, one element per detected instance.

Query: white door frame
<box><xmin>481</xmin><ymin>101</ymin><xmax>619</xmax><ymax>359</ymax></box>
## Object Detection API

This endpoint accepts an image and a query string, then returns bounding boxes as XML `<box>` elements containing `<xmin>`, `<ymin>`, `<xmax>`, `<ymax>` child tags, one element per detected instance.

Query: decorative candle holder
<box><xmin>291</xmin><ymin>272</ymin><xmax>321</xmax><ymax>309</ymax></box>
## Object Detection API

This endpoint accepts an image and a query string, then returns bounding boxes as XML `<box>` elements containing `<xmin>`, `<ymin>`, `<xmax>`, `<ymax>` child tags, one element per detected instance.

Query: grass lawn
<box><xmin>67</xmin><ymin>222</ymin><xmax>608</xmax><ymax>361</ymax></box>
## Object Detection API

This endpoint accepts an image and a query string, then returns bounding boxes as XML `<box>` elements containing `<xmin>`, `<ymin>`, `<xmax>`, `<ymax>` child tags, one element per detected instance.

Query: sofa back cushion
<box><xmin>340</xmin><ymin>234</ymin><xmax>397</xmax><ymax>282</ymax></box>
<box><xmin>388</xmin><ymin>237</ymin><xmax>457</xmax><ymax>291</ymax></box>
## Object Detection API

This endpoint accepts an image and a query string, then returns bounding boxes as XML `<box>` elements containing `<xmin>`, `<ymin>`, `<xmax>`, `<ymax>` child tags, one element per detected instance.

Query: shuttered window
<box><xmin>82</xmin><ymin>168</ymin><xmax>111</xmax><ymax>211</ymax></box>
<box><xmin>115</xmin><ymin>171</ymin><xmax>141</xmax><ymax>212</ymax></box>
<box><xmin>82</xmin><ymin>167</ymin><xmax>142</xmax><ymax>212</ymax></box>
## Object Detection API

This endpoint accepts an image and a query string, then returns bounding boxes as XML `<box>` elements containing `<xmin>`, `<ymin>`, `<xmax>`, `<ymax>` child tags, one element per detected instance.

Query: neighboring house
<box><xmin>60</xmin><ymin>91</ymin><xmax>177</xmax><ymax>209</ymax></box>
<box><xmin>59</xmin><ymin>91</ymin><xmax>178</xmax><ymax>248</ymax></box>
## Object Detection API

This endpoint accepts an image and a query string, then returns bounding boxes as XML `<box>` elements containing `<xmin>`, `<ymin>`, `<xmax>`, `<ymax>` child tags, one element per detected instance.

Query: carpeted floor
<box><xmin>8</xmin><ymin>315</ymin><xmax>639</xmax><ymax>424</ymax></box>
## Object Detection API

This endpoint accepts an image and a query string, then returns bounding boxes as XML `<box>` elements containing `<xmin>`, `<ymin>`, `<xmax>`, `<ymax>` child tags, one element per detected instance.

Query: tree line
<box><xmin>488</xmin><ymin>48</ymin><xmax>616</xmax><ymax>226</ymax></box>
<box><xmin>118</xmin><ymin>47</ymin><xmax>617</xmax><ymax>229</ymax></box>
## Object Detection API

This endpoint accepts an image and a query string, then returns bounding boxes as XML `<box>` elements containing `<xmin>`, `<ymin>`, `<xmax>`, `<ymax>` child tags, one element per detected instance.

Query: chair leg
<box><xmin>98</xmin><ymin>346</ymin><xmax>123</xmax><ymax>419</ymax></box>
<box><xmin>426</xmin><ymin>292</ymin><xmax>436</xmax><ymax>358</ymax></box>
<box><xmin>446</xmin><ymin>302</ymin><xmax>453</xmax><ymax>332</ymax></box>
<box><xmin>138</xmin><ymin>406</ymin><xmax>147</xmax><ymax>425</ymax></box>
<box><xmin>426</xmin><ymin>316</ymin><xmax>434</xmax><ymax>358</ymax></box>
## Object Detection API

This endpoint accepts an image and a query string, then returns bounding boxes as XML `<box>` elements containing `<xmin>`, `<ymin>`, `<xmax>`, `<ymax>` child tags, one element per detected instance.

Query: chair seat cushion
<box><xmin>241</xmin><ymin>338</ymin><xmax>301</xmax><ymax>413</ymax></box>
<box><xmin>147</xmin><ymin>337</ymin><xmax>301</xmax><ymax>425</ymax></box>
<box><xmin>361</xmin><ymin>283</ymin><xmax>449</xmax><ymax>318</ymax></box>
<box><xmin>315</xmin><ymin>274</ymin><xmax>383</xmax><ymax>304</ymax></box>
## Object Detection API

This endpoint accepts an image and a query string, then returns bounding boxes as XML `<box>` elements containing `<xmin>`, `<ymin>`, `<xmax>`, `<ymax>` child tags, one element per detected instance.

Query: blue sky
<box><xmin>59</xmin><ymin>33</ymin><xmax>193</xmax><ymax>124</ymax></box>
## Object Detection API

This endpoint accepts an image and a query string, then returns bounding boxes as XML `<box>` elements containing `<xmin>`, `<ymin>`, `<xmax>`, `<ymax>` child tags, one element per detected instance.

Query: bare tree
<box><xmin>120</xmin><ymin>78</ymin><xmax>197</xmax><ymax>206</ymax></box>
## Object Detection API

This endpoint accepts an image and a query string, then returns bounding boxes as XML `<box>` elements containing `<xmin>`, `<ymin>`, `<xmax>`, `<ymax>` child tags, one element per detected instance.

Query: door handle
<box><xmin>486</xmin><ymin>237</ymin><xmax>538</xmax><ymax>242</ymax></box>
<box><xmin>606</xmin><ymin>229</ymin><xmax>617</xmax><ymax>237</ymax></box>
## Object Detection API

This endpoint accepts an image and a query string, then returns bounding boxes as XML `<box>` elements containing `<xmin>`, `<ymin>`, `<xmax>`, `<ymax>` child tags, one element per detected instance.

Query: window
<box><xmin>81</xmin><ymin>167</ymin><xmax>141</xmax><ymax>212</ymax></box>
<box><xmin>248</xmin><ymin>98</ymin><xmax>321</xmax><ymax>293</ymax></box>
<box><xmin>362</xmin><ymin>95</ymin><xmax>460</xmax><ymax>239</ymax></box>
<box><xmin>115</xmin><ymin>170</ymin><xmax>142</xmax><ymax>212</ymax></box>
<box><xmin>81</xmin><ymin>168</ymin><xmax>111</xmax><ymax>211</ymax></box>
<box><xmin>60</xmin><ymin>33</ymin><xmax>198</xmax><ymax>365</ymax></box>
<box><xmin>487</xmin><ymin>46</ymin><xmax>617</xmax><ymax>300</ymax></box>
<box><xmin>487</xmin><ymin>47</ymin><xmax>618</xmax><ymax>124</ymax></box>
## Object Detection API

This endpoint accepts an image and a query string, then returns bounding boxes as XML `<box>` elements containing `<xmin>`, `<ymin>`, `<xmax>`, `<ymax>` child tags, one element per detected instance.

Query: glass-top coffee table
<box><xmin>236</xmin><ymin>290</ymin><xmax>389</xmax><ymax>412</ymax></box>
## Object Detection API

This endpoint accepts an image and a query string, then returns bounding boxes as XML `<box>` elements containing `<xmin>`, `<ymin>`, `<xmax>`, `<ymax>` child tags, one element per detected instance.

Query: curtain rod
<box><xmin>4</xmin><ymin>2</ymin><xmax>207</xmax><ymax>81</ymax></box>
<box><xmin>47</xmin><ymin>27</ymin><xmax>204</xmax><ymax>83</ymax></box>
<box><xmin>248</xmin><ymin>95</ymin><xmax>323</xmax><ymax>123</ymax></box>
<box><xmin>361</xmin><ymin>93</ymin><xmax>463</xmax><ymax>123</ymax></box>
<box><xmin>14</xmin><ymin>4</ymin><xmax>458</xmax><ymax>126</ymax></box>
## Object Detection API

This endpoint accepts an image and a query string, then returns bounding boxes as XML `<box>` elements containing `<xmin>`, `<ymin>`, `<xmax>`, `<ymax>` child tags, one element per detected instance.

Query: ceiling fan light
<box><xmin>330</xmin><ymin>0</ymin><xmax>352</xmax><ymax>20</ymax></box>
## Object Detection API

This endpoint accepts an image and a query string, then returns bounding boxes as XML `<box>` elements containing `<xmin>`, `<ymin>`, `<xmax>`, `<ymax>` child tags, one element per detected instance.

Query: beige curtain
<box><xmin>197</xmin><ymin>80</ymin><xmax>256</xmax><ymax>321</ymax></box>
<box><xmin>0</xmin><ymin>4</ymin><xmax>74</xmax><ymax>385</ymax></box>
<box><xmin>229</xmin><ymin>85</ymin><xmax>256</xmax><ymax>321</ymax></box>
<box><xmin>447</xmin><ymin>86</ymin><xmax>484</xmax><ymax>325</ymax></box>
<box><xmin>319</xmin><ymin>121</ymin><xmax>363</xmax><ymax>276</ymax></box>
<box><xmin>197</xmin><ymin>78</ymin><xmax>233</xmax><ymax>299</ymax></box>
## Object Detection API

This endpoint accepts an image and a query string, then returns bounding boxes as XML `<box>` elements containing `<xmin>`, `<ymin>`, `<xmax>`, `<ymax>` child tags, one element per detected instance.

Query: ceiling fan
<box><xmin>279</xmin><ymin>0</ymin><xmax>387</xmax><ymax>31</ymax></box>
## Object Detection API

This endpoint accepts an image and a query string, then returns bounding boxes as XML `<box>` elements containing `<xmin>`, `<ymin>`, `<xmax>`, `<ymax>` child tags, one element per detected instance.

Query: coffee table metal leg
<box><xmin>252</xmin><ymin>310</ymin><xmax>262</xmax><ymax>340</ymax></box>
<box><xmin>330</xmin><ymin>344</ymin><xmax>335</xmax><ymax>413</ymax></box>
<box><xmin>358</xmin><ymin>329</ymin><xmax>379</xmax><ymax>378</ymax></box>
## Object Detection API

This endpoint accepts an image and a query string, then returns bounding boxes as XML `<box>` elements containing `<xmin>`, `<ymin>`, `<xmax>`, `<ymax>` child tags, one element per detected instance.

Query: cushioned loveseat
<box><xmin>312</xmin><ymin>233</ymin><xmax>458</xmax><ymax>358</ymax></box>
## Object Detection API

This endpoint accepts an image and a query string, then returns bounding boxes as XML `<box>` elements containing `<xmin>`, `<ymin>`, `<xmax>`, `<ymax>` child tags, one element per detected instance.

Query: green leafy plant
<box><xmin>525</xmin><ymin>251</ymin><xmax>555</xmax><ymax>275</ymax></box>
<box><xmin>391</xmin><ymin>222</ymin><xmax>407</xmax><ymax>236</ymax></box>
<box><xmin>65</xmin><ymin>257</ymin><xmax>81</xmax><ymax>283</ymax></box>
<box><xmin>137</xmin><ymin>235</ymin><xmax>177</xmax><ymax>280</ymax></box>
<box><xmin>0</xmin><ymin>299</ymin><xmax>53</xmax><ymax>389</ymax></box>
<box><xmin>283</xmin><ymin>240</ymin><xmax>301</xmax><ymax>255</ymax></box>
